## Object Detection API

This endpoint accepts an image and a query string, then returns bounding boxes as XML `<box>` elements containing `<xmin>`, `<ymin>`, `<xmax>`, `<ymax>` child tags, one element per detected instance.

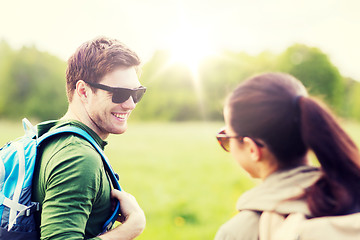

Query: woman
<box><xmin>215</xmin><ymin>73</ymin><xmax>360</xmax><ymax>240</ymax></box>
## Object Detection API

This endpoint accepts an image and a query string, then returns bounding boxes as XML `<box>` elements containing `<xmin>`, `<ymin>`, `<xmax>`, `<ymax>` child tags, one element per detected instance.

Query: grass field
<box><xmin>1</xmin><ymin>119</ymin><xmax>360</xmax><ymax>239</ymax></box>
<box><xmin>106</xmin><ymin>121</ymin><xmax>256</xmax><ymax>240</ymax></box>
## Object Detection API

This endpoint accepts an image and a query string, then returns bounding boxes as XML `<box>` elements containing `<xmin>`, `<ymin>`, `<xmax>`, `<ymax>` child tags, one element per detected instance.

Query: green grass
<box><xmin>2</xmin><ymin>119</ymin><xmax>360</xmax><ymax>239</ymax></box>
<box><xmin>106</xmin><ymin>122</ymin><xmax>255</xmax><ymax>240</ymax></box>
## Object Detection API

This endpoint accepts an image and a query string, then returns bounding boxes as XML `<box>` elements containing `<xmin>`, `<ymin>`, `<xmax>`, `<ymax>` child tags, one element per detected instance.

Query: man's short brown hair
<box><xmin>66</xmin><ymin>36</ymin><xmax>141</xmax><ymax>102</ymax></box>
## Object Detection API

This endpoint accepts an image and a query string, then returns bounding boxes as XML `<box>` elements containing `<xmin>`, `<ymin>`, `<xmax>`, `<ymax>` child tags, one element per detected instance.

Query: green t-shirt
<box><xmin>32</xmin><ymin>120</ymin><xmax>112</xmax><ymax>240</ymax></box>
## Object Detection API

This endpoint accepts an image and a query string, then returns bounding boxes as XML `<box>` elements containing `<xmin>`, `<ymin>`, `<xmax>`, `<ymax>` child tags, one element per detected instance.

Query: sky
<box><xmin>1</xmin><ymin>0</ymin><xmax>360</xmax><ymax>80</ymax></box>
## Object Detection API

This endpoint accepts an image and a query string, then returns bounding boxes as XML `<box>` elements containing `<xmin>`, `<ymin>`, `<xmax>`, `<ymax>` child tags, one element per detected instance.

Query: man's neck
<box><xmin>61</xmin><ymin>107</ymin><xmax>109</xmax><ymax>140</ymax></box>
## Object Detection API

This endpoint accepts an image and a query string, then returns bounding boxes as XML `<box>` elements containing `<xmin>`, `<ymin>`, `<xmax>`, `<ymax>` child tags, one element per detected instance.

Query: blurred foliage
<box><xmin>344</xmin><ymin>77</ymin><xmax>360</xmax><ymax>120</ymax></box>
<box><xmin>0</xmin><ymin>39</ymin><xmax>359</xmax><ymax>121</ymax></box>
<box><xmin>134</xmin><ymin>44</ymin><xmax>359</xmax><ymax>122</ymax></box>
<box><xmin>277</xmin><ymin>44</ymin><xmax>344</xmax><ymax>113</ymax></box>
<box><xmin>134</xmin><ymin>50</ymin><xmax>204</xmax><ymax>121</ymax></box>
<box><xmin>0</xmin><ymin>40</ymin><xmax>67</xmax><ymax>121</ymax></box>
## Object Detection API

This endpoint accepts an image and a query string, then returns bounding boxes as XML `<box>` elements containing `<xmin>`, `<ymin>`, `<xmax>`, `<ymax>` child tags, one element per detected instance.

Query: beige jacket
<box><xmin>214</xmin><ymin>166</ymin><xmax>320</xmax><ymax>240</ymax></box>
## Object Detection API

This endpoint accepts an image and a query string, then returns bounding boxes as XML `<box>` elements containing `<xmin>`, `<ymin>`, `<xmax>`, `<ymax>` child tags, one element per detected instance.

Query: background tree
<box><xmin>277</xmin><ymin>44</ymin><xmax>344</xmax><ymax>113</ymax></box>
<box><xmin>0</xmin><ymin>43</ymin><xmax>67</xmax><ymax>120</ymax></box>
<box><xmin>199</xmin><ymin>51</ymin><xmax>278</xmax><ymax>120</ymax></box>
<box><xmin>133</xmin><ymin>50</ymin><xmax>202</xmax><ymax>121</ymax></box>
<box><xmin>0</xmin><ymin>40</ymin><xmax>358</xmax><ymax>122</ymax></box>
<box><xmin>344</xmin><ymin>78</ymin><xmax>360</xmax><ymax>121</ymax></box>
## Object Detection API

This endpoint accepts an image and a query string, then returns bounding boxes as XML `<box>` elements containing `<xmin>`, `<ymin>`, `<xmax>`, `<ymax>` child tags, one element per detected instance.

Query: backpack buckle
<box><xmin>26</xmin><ymin>209</ymin><xmax>31</xmax><ymax>217</ymax></box>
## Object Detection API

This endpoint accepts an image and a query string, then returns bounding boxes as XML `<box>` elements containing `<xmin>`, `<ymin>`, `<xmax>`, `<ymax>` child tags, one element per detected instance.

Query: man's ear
<box><xmin>75</xmin><ymin>80</ymin><xmax>89</xmax><ymax>103</ymax></box>
<box><xmin>243</xmin><ymin>137</ymin><xmax>262</xmax><ymax>162</ymax></box>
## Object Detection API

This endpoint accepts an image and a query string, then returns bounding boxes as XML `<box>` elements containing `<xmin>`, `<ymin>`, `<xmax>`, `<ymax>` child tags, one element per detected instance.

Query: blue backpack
<box><xmin>0</xmin><ymin>119</ymin><xmax>121</xmax><ymax>239</ymax></box>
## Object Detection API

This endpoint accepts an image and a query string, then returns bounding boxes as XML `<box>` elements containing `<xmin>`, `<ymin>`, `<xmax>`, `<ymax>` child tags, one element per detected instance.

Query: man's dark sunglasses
<box><xmin>84</xmin><ymin>81</ymin><xmax>146</xmax><ymax>104</ymax></box>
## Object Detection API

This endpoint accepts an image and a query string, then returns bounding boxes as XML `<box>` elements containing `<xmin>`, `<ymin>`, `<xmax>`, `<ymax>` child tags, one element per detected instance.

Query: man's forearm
<box><xmin>99</xmin><ymin>213</ymin><xmax>146</xmax><ymax>240</ymax></box>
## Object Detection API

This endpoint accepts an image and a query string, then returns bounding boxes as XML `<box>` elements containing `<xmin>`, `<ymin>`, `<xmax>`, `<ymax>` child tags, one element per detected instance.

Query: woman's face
<box><xmin>224</xmin><ymin>105</ymin><xmax>259</xmax><ymax>177</ymax></box>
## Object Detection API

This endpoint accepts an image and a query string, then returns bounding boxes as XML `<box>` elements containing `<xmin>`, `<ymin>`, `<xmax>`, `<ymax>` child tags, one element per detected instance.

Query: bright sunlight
<box><xmin>164</xmin><ymin>24</ymin><xmax>215</xmax><ymax>73</ymax></box>
<box><xmin>161</xmin><ymin>23</ymin><xmax>216</xmax><ymax>120</ymax></box>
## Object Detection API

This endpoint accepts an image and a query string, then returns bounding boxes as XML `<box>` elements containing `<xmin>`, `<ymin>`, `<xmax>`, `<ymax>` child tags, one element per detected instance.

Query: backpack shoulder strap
<box><xmin>37</xmin><ymin>126</ymin><xmax>121</xmax><ymax>189</ymax></box>
<box><xmin>37</xmin><ymin>126</ymin><xmax>121</xmax><ymax>232</ymax></box>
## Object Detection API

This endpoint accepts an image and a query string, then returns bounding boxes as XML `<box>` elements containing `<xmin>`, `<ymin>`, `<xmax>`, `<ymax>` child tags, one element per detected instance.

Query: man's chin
<box><xmin>112</xmin><ymin>124</ymin><xmax>128</xmax><ymax>135</ymax></box>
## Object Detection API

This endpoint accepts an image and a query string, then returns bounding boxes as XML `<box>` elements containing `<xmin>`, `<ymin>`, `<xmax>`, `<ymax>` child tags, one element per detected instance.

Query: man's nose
<box><xmin>121</xmin><ymin>96</ymin><xmax>136</xmax><ymax>109</ymax></box>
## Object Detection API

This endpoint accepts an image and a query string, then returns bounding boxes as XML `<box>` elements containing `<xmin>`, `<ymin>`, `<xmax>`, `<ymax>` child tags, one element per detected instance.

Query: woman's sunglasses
<box><xmin>84</xmin><ymin>81</ymin><xmax>146</xmax><ymax>104</ymax></box>
<box><xmin>216</xmin><ymin>128</ymin><xmax>264</xmax><ymax>152</ymax></box>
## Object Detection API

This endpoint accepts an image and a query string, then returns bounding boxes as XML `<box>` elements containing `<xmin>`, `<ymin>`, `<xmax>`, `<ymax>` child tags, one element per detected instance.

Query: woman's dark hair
<box><xmin>227</xmin><ymin>72</ymin><xmax>360</xmax><ymax>217</ymax></box>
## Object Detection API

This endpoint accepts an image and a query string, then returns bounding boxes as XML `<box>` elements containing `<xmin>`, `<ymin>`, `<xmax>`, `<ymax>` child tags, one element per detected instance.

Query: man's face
<box><xmin>85</xmin><ymin>66</ymin><xmax>141</xmax><ymax>138</ymax></box>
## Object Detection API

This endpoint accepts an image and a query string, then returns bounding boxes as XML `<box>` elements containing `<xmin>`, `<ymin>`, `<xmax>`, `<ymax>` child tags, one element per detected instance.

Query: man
<box><xmin>32</xmin><ymin>37</ymin><xmax>146</xmax><ymax>240</ymax></box>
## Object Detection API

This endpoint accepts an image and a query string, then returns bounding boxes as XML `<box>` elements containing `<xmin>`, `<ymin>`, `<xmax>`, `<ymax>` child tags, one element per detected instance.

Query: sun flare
<box><xmin>164</xmin><ymin>25</ymin><xmax>215</xmax><ymax>72</ymax></box>
<box><xmin>161</xmin><ymin>23</ymin><xmax>215</xmax><ymax>120</ymax></box>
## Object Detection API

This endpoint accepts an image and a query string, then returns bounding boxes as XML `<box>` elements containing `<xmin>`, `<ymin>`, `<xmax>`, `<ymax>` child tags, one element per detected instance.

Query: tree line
<box><xmin>1</xmin><ymin>39</ymin><xmax>359</xmax><ymax>122</ymax></box>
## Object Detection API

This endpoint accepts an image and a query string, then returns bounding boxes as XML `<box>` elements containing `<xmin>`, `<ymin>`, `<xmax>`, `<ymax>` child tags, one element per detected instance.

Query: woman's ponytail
<box><xmin>299</xmin><ymin>97</ymin><xmax>360</xmax><ymax>217</ymax></box>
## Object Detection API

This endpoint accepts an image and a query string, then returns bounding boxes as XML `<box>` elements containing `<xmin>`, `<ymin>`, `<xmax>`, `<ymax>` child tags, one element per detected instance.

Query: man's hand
<box><xmin>99</xmin><ymin>190</ymin><xmax>146</xmax><ymax>240</ymax></box>
<box><xmin>112</xmin><ymin>190</ymin><xmax>145</xmax><ymax>224</ymax></box>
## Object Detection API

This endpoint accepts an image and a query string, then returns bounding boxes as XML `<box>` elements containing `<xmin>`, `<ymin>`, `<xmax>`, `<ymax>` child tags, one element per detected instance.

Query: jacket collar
<box><xmin>236</xmin><ymin>166</ymin><xmax>320</xmax><ymax>216</ymax></box>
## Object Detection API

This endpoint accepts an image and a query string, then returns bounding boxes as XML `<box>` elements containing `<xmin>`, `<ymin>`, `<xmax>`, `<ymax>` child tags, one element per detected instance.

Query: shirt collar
<box><xmin>37</xmin><ymin>119</ymin><xmax>108</xmax><ymax>150</ymax></box>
